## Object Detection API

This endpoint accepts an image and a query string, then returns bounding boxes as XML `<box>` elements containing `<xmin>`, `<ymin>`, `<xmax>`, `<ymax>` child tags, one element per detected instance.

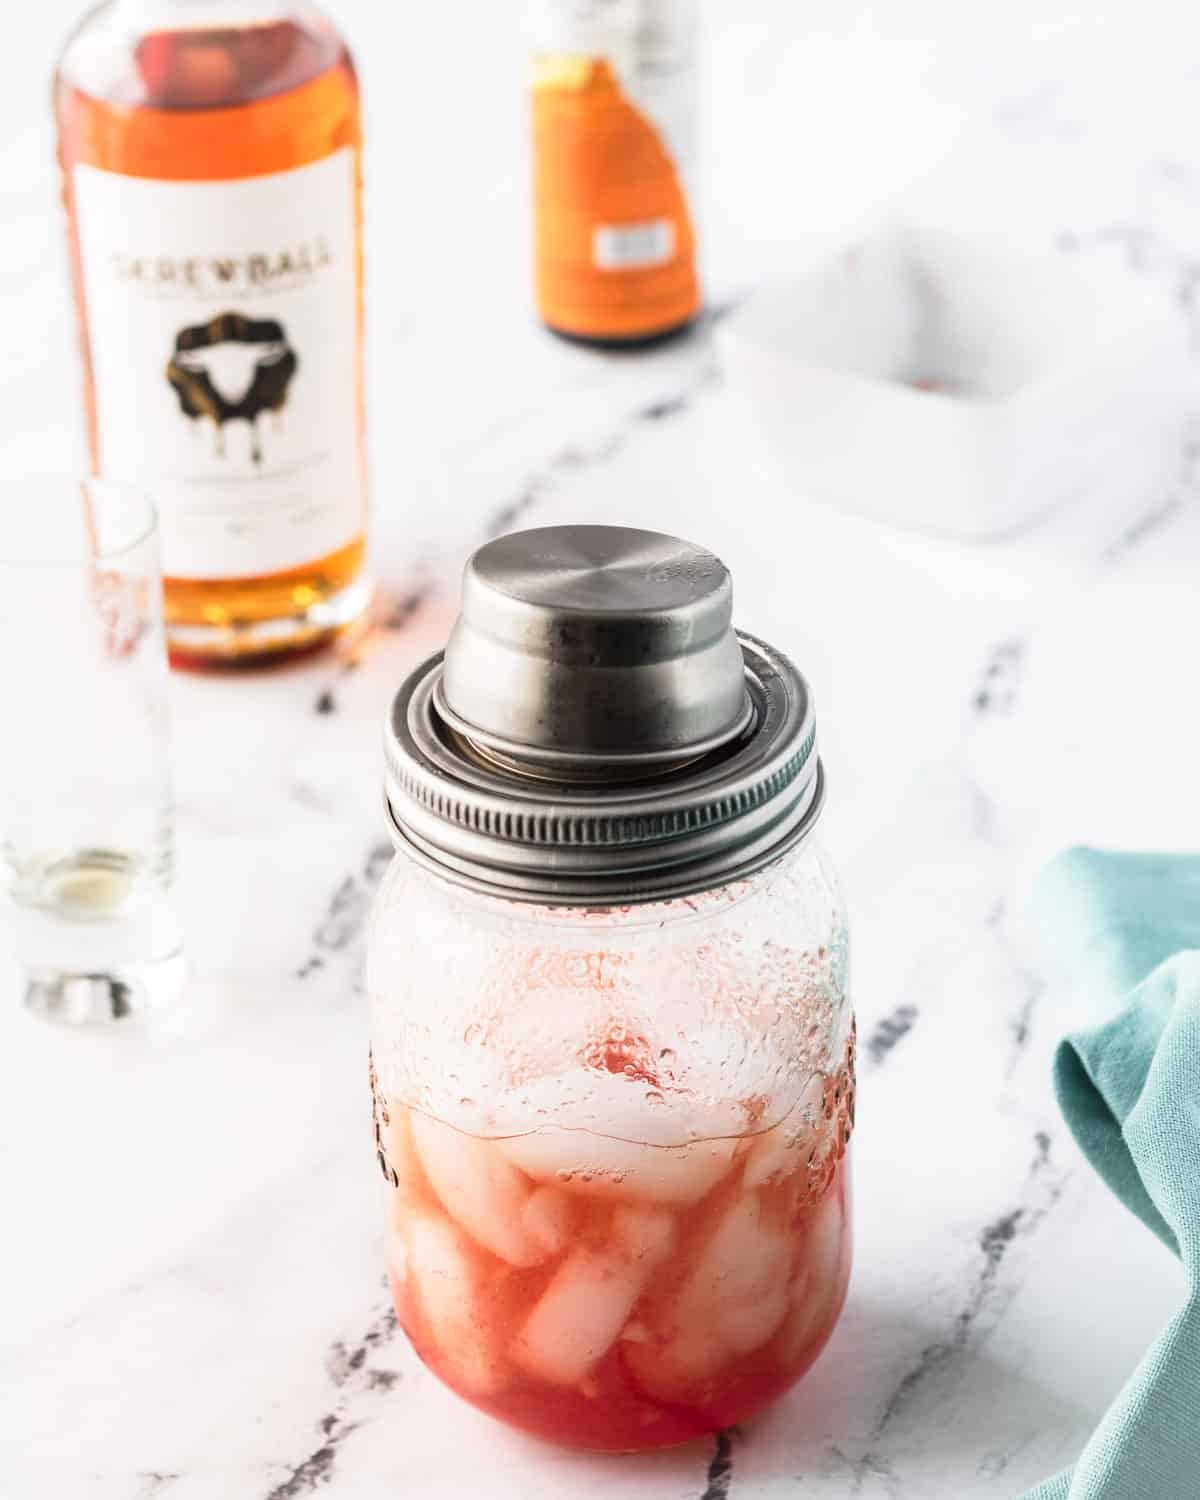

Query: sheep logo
<box><xmin>165</xmin><ymin>311</ymin><xmax>298</xmax><ymax>464</ymax></box>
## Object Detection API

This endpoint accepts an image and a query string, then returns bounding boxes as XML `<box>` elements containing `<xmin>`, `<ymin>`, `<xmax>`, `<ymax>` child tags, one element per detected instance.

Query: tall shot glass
<box><xmin>0</xmin><ymin>479</ymin><xmax>182</xmax><ymax>1021</ymax></box>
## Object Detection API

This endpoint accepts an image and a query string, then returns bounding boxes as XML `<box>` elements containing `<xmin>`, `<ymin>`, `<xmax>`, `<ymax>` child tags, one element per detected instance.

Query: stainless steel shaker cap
<box><xmin>384</xmin><ymin>525</ymin><xmax>823</xmax><ymax>903</ymax></box>
<box><xmin>440</xmin><ymin>526</ymin><xmax>753</xmax><ymax>773</ymax></box>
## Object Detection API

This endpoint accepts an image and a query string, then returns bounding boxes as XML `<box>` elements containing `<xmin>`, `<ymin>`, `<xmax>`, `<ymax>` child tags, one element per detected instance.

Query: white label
<box><xmin>594</xmin><ymin>218</ymin><xmax>676</xmax><ymax>269</ymax></box>
<box><xmin>74</xmin><ymin>151</ymin><xmax>363</xmax><ymax>580</ymax></box>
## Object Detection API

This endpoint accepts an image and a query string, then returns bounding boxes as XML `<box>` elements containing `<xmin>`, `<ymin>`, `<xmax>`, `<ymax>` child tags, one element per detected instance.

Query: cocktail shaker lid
<box><xmin>384</xmin><ymin>525</ymin><xmax>822</xmax><ymax>903</ymax></box>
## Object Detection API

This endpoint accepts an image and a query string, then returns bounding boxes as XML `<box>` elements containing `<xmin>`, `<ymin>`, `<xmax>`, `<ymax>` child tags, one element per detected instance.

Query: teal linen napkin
<box><xmin>1023</xmin><ymin>848</ymin><xmax>1200</xmax><ymax>1499</ymax></box>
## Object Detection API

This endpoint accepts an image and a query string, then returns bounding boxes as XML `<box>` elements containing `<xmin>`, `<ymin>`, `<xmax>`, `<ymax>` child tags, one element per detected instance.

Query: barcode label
<box><xmin>594</xmin><ymin>219</ymin><xmax>676</xmax><ymax>270</ymax></box>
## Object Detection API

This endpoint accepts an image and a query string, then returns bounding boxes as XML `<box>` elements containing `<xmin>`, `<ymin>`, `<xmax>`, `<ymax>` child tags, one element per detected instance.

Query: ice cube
<box><xmin>625</xmin><ymin>1196</ymin><xmax>792</xmax><ymax>1398</ymax></box>
<box><xmin>501</xmin><ymin>1129</ymin><xmax>736</xmax><ymax>1204</ymax></box>
<box><xmin>680</xmin><ymin>1194</ymin><xmax>791</xmax><ymax>1316</ymax></box>
<box><xmin>625</xmin><ymin>1192</ymin><xmax>797</xmax><ymax>1398</ymax></box>
<box><xmin>387</xmin><ymin>1221</ymin><xmax>408</xmax><ymax>1284</ymax></box>
<box><xmin>801</xmin><ymin>1179</ymin><xmax>845</xmax><ymax>1287</ymax></box>
<box><xmin>623</xmin><ymin>1329</ymin><xmax>728</xmax><ymax>1398</ymax></box>
<box><xmin>496</xmin><ymin>1073</ymin><xmax>742</xmax><ymax>1205</ymax></box>
<box><xmin>670</xmin><ymin>1191</ymin><xmax>792</xmax><ymax>1354</ymax></box>
<box><xmin>511</xmin><ymin>1248</ymin><xmax>646</xmax><ymax>1388</ymax></box>
<box><xmin>611</xmin><ymin>1203</ymin><xmax>677</xmax><ymax>1268</ymax></box>
<box><xmin>410</xmin><ymin>1111</ymin><xmax>543</xmax><ymax>1266</ymax></box>
<box><xmin>521</xmin><ymin>1186</ymin><xmax>576</xmax><ymax>1258</ymax></box>
<box><xmin>723</xmin><ymin>1283</ymin><xmax>789</xmax><ymax>1355</ymax></box>
<box><xmin>778</xmin><ymin>1186</ymin><xmax>848</xmax><ymax>1366</ymax></box>
<box><xmin>776</xmin><ymin>1259</ymin><xmax>846</xmax><ymax>1370</ymax></box>
<box><xmin>388</xmin><ymin>1186</ymin><xmax>411</xmax><ymax>1238</ymax></box>
<box><xmin>405</xmin><ymin>1214</ymin><xmax>508</xmax><ymax>1396</ymax></box>
<box><xmin>743</xmin><ymin>1119</ymin><xmax>815</xmax><ymax>1189</ymax></box>
<box><xmin>776</xmin><ymin>1272</ymin><xmax>819</xmax><ymax>1368</ymax></box>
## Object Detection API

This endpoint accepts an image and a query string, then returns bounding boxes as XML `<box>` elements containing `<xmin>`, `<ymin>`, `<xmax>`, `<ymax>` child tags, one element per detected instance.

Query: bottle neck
<box><xmin>59</xmin><ymin>0</ymin><xmax>339</xmax><ymax>106</ymax></box>
<box><xmin>114</xmin><ymin>0</ymin><xmax>303</xmax><ymax>27</ymax></box>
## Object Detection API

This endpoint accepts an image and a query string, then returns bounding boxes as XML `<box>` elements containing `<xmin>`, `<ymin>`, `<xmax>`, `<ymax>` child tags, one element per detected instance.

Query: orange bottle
<box><xmin>54</xmin><ymin>1</ymin><xmax>368</xmax><ymax>665</ymax></box>
<box><xmin>531</xmin><ymin>0</ymin><xmax>702</xmax><ymax>346</ymax></box>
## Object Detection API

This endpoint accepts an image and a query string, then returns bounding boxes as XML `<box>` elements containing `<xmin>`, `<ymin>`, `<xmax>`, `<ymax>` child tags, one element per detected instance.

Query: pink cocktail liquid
<box><xmin>375</xmin><ymin>1033</ymin><xmax>855</xmax><ymax>1451</ymax></box>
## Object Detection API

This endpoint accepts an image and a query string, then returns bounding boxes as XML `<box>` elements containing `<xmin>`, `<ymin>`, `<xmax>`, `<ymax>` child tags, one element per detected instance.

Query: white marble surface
<box><xmin>3</xmin><ymin>1</ymin><xmax>1199</xmax><ymax>1496</ymax></box>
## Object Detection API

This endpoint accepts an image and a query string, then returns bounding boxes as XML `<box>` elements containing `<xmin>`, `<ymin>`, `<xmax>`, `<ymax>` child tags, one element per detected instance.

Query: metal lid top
<box><xmin>439</xmin><ymin>525</ymin><xmax>752</xmax><ymax>776</ymax></box>
<box><xmin>384</xmin><ymin>525</ymin><xmax>823</xmax><ymax>904</ymax></box>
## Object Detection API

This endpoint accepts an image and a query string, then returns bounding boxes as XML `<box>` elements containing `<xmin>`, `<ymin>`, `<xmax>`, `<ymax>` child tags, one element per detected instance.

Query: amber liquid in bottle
<box><xmin>55</xmin><ymin>7</ymin><xmax>367</xmax><ymax>665</ymax></box>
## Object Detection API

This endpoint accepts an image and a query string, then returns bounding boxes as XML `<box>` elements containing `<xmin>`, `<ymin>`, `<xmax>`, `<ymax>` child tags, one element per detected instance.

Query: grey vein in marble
<box><xmin>482</xmin><ymin>352</ymin><xmax>720</xmax><ymax>542</ymax></box>
<box><xmin>311</xmin><ymin>586</ymin><xmax>434</xmax><ymax>717</ymax></box>
<box><xmin>1103</xmin><ymin>412</ymin><xmax>1200</xmax><ymax>562</ymax></box>
<box><xmin>987</xmin><ymin>900</ymin><xmax>1047</xmax><ymax>1079</ymax></box>
<box><xmin>854</xmin><ymin>1131</ymin><xmax>1071</xmax><ymax>1490</ymax></box>
<box><xmin>973</xmin><ymin>640</ymin><xmax>1025</xmax><ymax>716</ymax></box>
<box><xmin>297</xmin><ymin>841</ymin><xmax>394</xmax><ymax>979</ymax></box>
<box><xmin>698</xmin><ymin>1429</ymin><xmax>739</xmax><ymax>1500</ymax></box>
<box><xmin>265</xmin><ymin>1305</ymin><xmax>400</xmax><ymax>1500</ymax></box>
<box><xmin>864</xmin><ymin>1005</ymin><xmax>920</xmax><ymax>1067</ymax></box>
<box><xmin>264</xmin><ymin>1424</ymin><xmax>357</xmax><ymax>1500</ymax></box>
<box><xmin>1061</xmin><ymin>223</ymin><xmax>1200</xmax><ymax>344</ymax></box>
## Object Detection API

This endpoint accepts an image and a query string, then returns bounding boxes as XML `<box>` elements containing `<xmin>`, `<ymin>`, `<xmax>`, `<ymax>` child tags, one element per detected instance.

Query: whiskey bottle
<box><xmin>55</xmin><ymin>0</ymin><xmax>368</xmax><ymax>664</ymax></box>
<box><xmin>530</xmin><ymin>0</ymin><xmax>701</xmax><ymax>347</ymax></box>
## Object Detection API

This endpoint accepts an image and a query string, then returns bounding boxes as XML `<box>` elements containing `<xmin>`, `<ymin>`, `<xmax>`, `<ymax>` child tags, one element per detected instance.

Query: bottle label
<box><xmin>530</xmin><ymin>0</ymin><xmax>700</xmax><ymax>339</ymax></box>
<box><xmin>594</xmin><ymin>219</ymin><xmax>675</xmax><ymax>270</ymax></box>
<box><xmin>73</xmin><ymin>149</ymin><xmax>362</xmax><ymax>580</ymax></box>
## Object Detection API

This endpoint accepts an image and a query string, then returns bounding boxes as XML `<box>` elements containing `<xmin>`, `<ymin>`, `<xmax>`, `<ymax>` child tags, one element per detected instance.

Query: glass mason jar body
<box><xmin>367</xmin><ymin>835</ymin><xmax>853</xmax><ymax>1452</ymax></box>
<box><xmin>54</xmin><ymin>0</ymin><xmax>368</xmax><ymax>666</ymax></box>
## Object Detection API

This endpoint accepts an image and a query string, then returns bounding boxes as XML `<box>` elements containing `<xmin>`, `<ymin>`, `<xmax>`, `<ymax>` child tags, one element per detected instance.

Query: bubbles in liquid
<box><xmin>645</xmin><ymin>1090</ymin><xmax>664</xmax><ymax>1106</ymax></box>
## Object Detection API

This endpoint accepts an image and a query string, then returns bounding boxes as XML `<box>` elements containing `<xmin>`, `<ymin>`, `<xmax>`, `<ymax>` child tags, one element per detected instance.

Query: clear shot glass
<box><xmin>0</xmin><ymin>479</ymin><xmax>182</xmax><ymax>1021</ymax></box>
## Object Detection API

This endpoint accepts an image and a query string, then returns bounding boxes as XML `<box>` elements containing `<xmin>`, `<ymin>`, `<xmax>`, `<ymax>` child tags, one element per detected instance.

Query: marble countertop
<box><xmin>3</xmin><ymin>1</ymin><xmax>1198</xmax><ymax>1496</ymax></box>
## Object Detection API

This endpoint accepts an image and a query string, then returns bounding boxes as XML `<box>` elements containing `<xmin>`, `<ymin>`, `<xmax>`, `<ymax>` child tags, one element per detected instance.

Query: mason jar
<box><xmin>367</xmin><ymin>526</ymin><xmax>853</xmax><ymax>1451</ymax></box>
